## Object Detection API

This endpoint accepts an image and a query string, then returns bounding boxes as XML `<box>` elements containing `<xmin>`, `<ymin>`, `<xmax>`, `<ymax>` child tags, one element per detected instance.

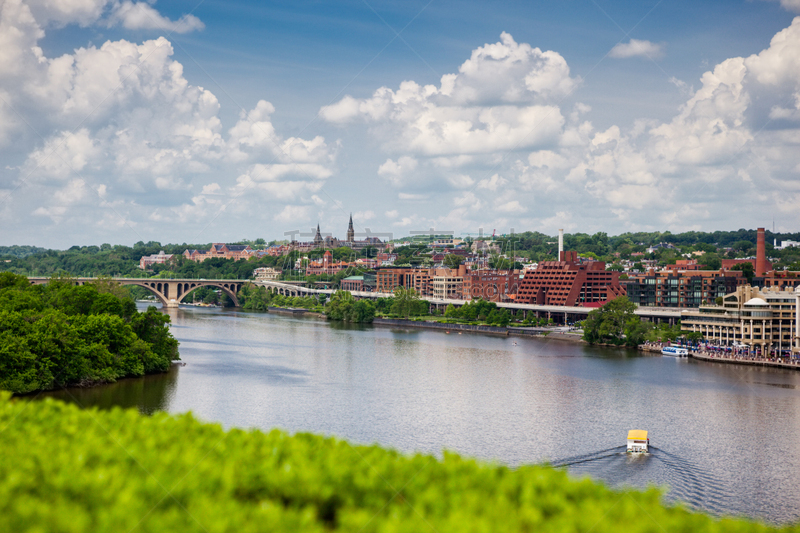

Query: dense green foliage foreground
<box><xmin>0</xmin><ymin>273</ymin><xmax>179</xmax><ymax>394</ymax></box>
<box><xmin>0</xmin><ymin>395</ymin><xmax>789</xmax><ymax>533</ymax></box>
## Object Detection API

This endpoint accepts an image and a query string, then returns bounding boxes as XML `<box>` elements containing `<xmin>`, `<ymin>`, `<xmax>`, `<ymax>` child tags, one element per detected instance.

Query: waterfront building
<box><xmin>461</xmin><ymin>269</ymin><xmax>521</xmax><ymax>302</ymax></box>
<box><xmin>139</xmin><ymin>250</ymin><xmax>174</xmax><ymax>270</ymax></box>
<box><xmin>515</xmin><ymin>251</ymin><xmax>625</xmax><ymax>307</ymax></box>
<box><xmin>376</xmin><ymin>268</ymin><xmax>406</xmax><ymax>294</ymax></box>
<box><xmin>341</xmin><ymin>276</ymin><xmax>364</xmax><ymax>291</ymax></box>
<box><xmin>681</xmin><ymin>285</ymin><xmax>800</xmax><ymax>356</ymax></box>
<box><xmin>431</xmin><ymin>275</ymin><xmax>463</xmax><ymax>300</ymax></box>
<box><xmin>375</xmin><ymin>267</ymin><xmax>463</xmax><ymax>297</ymax></box>
<box><xmin>623</xmin><ymin>269</ymin><xmax>745</xmax><ymax>308</ymax></box>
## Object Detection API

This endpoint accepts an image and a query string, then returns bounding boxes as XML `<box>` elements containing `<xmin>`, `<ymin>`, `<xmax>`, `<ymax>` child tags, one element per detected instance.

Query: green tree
<box><xmin>731</xmin><ymin>262</ymin><xmax>755</xmax><ymax>284</ymax></box>
<box><xmin>392</xmin><ymin>287</ymin><xmax>421</xmax><ymax>319</ymax></box>
<box><xmin>488</xmin><ymin>254</ymin><xmax>513</xmax><ymax>270</ymax></box>
<box><xmin>0</xmin><ymin>273</ymin><xmax>179</xmax><ymax>393</ymax></box>
<box><xmin>237</xmin><ymin>284</ymin><xmax>272</xmax><ymax>311</ymax></box>
<box><xmin>686</xmin><ymin>331</ymin><xmax>704</xmax><ymax>343</ymax></box>
<box><xmin>583</xmin><ymin>296</ymin><xmax>642</xmax><ymax>346</ymax></box>
<box><xmin>443</xmin><ymin>254</ymin><xmax>464</xmax><ymax>269</ymax></box>
<box><xmin>325</xmin><ymin>291</ymin><xmax>375</xmax><ymax>323</ymax></box>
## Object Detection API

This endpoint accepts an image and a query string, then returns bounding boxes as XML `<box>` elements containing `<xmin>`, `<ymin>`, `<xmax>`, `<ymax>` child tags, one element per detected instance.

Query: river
<box><xmin>34</xmin><ymin>304</ymin><xmax>800</xmax><ymax>524</ymax></box>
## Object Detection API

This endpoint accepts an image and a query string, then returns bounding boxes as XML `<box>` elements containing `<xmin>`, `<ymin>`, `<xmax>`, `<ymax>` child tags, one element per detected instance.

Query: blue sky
<box><xmin>1</xmin><ymin>0</ymin><xmax>799</xmax><ymax>247</ymax></box>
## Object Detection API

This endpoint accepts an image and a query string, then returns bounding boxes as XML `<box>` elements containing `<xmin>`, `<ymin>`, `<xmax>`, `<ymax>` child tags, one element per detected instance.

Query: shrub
<box><xmin>0</xmin><ymin>395</ymin><xmax>786</xmax><ymax>533</ymax></box>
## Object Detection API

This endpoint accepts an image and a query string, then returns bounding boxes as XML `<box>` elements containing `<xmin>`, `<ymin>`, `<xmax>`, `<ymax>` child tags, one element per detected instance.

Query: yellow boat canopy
<box><xmin>627</xmin><ymin>430</ymin><xmax>648</xmax><ymax>440</ymax></box>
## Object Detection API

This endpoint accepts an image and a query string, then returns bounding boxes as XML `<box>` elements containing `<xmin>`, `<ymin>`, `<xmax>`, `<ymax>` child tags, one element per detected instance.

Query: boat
<box><xmin>626</xmin><ymin>430</ymin><xmax>649</xmax><ymax>454</ymax></box>
<box><xmin>661</xmin><ymin>346</ymin><xmax>688</xmax><ymax>357</ymax></box>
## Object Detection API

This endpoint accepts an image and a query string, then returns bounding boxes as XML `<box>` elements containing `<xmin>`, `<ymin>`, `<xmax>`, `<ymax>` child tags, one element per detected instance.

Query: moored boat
<box><xmin>661</xmin><ymin>346</ymin><xmax>688</xmax><ymax>357</ymax></box>
<box><xmin>626</xmin><ymin>430</ymin><xmax>649</xmax><ymax>454</ymax></box>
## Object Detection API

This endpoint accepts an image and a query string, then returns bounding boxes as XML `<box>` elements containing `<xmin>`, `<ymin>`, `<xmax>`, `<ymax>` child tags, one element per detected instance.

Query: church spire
<box><xmin>314</xmin><ymin>223</ymin><xmax>323</xmax><ymax>245</ymax></box>
<box><xmin>347</xmin><ymin>213</ymin><xmax>355</xmax><ymax>242</ymax></box>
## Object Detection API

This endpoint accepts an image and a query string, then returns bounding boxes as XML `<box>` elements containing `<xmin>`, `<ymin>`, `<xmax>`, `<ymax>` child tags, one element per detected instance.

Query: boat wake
<box><xmin>649</xmin><ymin>447</ymin><xmax>734</xmax><ymax>516</ymax></box>
<box><xmin>549</xmin><ymin>446</ymin><xmax>627</xmax><ymax>468</ymax></box>
<box><xmin>548</xmin><ymin>446</ymin><xmax>734</xmax><ymax>517</ymax></box>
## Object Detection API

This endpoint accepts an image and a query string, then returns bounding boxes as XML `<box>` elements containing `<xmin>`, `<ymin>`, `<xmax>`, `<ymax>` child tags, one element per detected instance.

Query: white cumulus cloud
<box><xmin>106</xmin><ymin>1</ymin><xmax>204</xmax><ymax>33</ymax></box>
<box><xmin>0</xmin><ymin>1</ymin><xmax>335</xmax><ymax>242</ymax></box>
<box><xmin>609</xmin><ymin>39</ymin><xmax>665</xmax><ymax>59</ymax></box>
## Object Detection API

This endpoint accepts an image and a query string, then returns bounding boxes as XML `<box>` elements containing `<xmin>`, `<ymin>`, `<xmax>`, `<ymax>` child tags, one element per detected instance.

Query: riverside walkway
<box><xmin>690</xmin><ymin>350</ymin><xmax>800</xmax><ymax>370</ymax></box>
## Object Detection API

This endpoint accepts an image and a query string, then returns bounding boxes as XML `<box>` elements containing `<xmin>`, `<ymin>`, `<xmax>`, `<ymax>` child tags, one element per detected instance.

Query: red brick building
<box><xmin>139</xmin><ymin>250</ymin><xmax>174</xmax><ymax>270</ymax></box>
<box><xmin>375</xmin><ymin>268</ymin><xmax>433</xmax><ymax>296</ymax></box>
<box><xmin>515</xmin><ymin>252</ymin><xmax>625</xmax><ymax>306</ymax></box>
<box><xmin>461</xmin><ymin>270</ymin><xmax>521</xmax><ymax>302</ymax></box>
<box><xmin>306</xmin><ymin>250</ymin><xmax>350</xmax><ymax>276</ymax></box>
<box><xmin>624</xmin><ymin>269</ymin><xmax>745</xmax><ymax>307</ymax></box>
<box><xmin>665</xmin><ymin>259</ymin><xmax>703</xmax><ymax>271</ymax></box>
<box><xmin>340</xmin><ymin>276</ymin><xmax>364</xmax><ymax>291</ymax></box>
<box><xmin>375</xmin><ymin>267</ymin><xmax>464</xmax><ymax>296</ymax></box>
<box><xmin>183</xmin><ymin>243</ymin><xmax>254</xmax><ymax>262</ymax></box>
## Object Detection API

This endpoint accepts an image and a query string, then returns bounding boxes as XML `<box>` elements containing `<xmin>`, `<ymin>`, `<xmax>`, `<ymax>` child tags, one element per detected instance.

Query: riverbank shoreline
<box><xmin>11</xmin><ymin>361</ymin><xmax>182</xmax><ymax>397</ymax></box>
<box><xmin>371</xmin><ymin>317</ymin><xmax>585</xmax><ymax>343</ymax></box>
<box><xmin>690</xmin><ymin>351</ymin><xmax>800</xmax><ymax>370</ymax></box>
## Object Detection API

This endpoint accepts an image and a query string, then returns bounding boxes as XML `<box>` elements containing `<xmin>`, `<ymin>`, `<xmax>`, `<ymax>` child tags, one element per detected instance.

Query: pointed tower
<box><xmin>313</xmin><ymin>223</ymin><xmax>323</xmax><ymax>245</ymax></box>
<box><xmin>347</xmin><ymin>213</ymin><xmax>355</xmax><ymax>243</ymax></box>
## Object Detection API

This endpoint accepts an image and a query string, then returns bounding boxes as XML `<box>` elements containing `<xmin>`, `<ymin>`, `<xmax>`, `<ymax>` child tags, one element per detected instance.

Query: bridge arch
<box><xmin>174</xmin><ymin>281</ymin><xmax>242</xmax><ymax>307</ymax></box>
<box><xmin>118</xmin><ymin>280</ymin><xmax>243</xmax><ymax>308</ymax></box>
<box><xmin>122</xmin><ymin>281</ymin><xmax>172</xmax><ymax>307</ymax></box>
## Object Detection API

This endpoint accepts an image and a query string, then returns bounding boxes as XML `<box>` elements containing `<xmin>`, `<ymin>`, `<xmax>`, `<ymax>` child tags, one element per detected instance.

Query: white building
<box><xmin>776</xmin><ymin>239</ymin><xmax>800</xmax><ymax>250</ymax></box>
<box><xmin>681</xmin><ymin>285</ymin><xmax>800</xmax><ymax>356</ymax></box>
<box><xmin>253</xmin><ymin>267</ymin><xmax>281</xmax><ymax>281</ymax></box>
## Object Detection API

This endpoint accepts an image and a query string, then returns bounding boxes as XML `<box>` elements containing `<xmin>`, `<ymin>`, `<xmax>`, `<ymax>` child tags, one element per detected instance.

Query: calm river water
<box><xmin>36</xmin><ymin>304</ymin><xmax>800</xmax><ymax>524</ymax></box>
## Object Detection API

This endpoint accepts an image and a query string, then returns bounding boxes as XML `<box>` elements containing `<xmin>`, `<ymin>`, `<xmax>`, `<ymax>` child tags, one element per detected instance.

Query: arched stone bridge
<box><xmin>27</xmin><ymin>277</ymin><xmax>246</xmax><ymax>308</ymax></box>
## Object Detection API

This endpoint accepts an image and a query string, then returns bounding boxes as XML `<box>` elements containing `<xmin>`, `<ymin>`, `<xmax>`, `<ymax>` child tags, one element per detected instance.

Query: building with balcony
<box><xmin>515</xmin><ymin>251</ymin><xmax>625</xmax><ymax>307</ymax></box>
<box><xmin>624</xmin><ymin>270</ymin><xmax>745</xmax><ymax>308</ymax></box>
<box><xmin>681</xmin><ymin>285</ymin><xmax>800</xmax><ymax>356</ymax></box>
<box><xmin>375</xmin><ymin>267</ymin><xmax>463</xmax><ymax>297</ymax></box>
<box><xmin>461</xmin><ymin>270</ymin><xmax>521</xmax><ymax>302</ymax></box>
<box><xmin>431</xmin><ymin>275</ymin><xmax>463</xmax><ymax>300</ymax></box>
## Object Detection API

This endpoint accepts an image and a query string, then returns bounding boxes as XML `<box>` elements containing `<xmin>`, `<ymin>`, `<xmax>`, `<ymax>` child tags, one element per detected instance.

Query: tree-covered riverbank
<box><xmin>0</xmin><ymin>273</ymin><xmax>179</xmax><ymax>394</ymax></box>
<box><xmin>0</xmin><ymin>393</ymin><xmax>790</xmax><ymax>533</ymax></box>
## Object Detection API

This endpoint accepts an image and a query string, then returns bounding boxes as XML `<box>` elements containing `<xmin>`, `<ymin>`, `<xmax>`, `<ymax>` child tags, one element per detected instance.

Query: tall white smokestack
<box><xmin>558</xmin><ymin>229</ymin><xmax>564</xmax><ymax>259</ymax></box>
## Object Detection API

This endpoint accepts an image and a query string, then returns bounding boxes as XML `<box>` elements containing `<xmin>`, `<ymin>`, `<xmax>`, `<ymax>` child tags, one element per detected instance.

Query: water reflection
<box><xmin>35</xmin><ymin>365</ymin><xmax>178</xmax><ymax>415</ymax></box>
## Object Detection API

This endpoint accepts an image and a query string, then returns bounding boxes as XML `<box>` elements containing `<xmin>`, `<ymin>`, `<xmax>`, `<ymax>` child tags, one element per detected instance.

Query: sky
<box><xmin>1</xmin><ymin>0</ymin><xmax>799</xmax><ymax>248</ymax></box>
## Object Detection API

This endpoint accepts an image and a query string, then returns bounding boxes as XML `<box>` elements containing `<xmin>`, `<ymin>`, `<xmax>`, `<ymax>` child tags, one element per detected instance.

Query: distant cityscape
<box><xmin>131</xmin><ymin>223</ymin><xmax>800</xmax><ymax>358</ymax></box>
<box><xmin>136</xmin><ymin>223</ymin><xmax>800</xmax><ymax>306</ymax></box>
